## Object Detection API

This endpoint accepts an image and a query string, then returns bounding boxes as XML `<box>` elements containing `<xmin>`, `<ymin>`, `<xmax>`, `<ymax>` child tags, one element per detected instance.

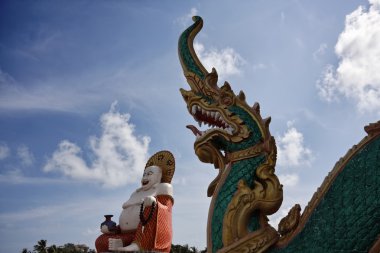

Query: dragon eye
<box><xmin>220</xmin><ymin>93</ymin><xmax>234</xmax><ymax>106</ymax></box>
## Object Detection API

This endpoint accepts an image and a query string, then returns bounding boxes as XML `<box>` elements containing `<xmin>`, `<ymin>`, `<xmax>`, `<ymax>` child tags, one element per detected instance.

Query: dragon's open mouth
<box><xmin>186</xmin><ymin>104</ymin><xmax>235</xmax><ymax>140</ymax></box>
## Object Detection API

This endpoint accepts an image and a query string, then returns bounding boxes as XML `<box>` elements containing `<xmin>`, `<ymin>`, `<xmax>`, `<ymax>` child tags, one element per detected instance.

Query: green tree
<box><xmin>171</xmin><ymin>244</ymin><xmax>199</xmax><ymax>253</ymax></box>
<box><xmin>200</xmin><ymin>247</ymin><xmax>207</xmax><ymax>253</ymax></box>
<box><xmin>47</xmin><ymin>244</ymin><xmax>57</xmax><ymax>253</ymax></box>
<box><xmin>21</xmin><ymin>249</ymin><xmax>31</xmax><ymax>253</ymax></box>
<box><xmin>170</xmin><ymin>244</ymin><xmax>207</xmax><ymax>253</ymax></box>
<box><xmin>34</xmin><ymin>239</ymin><xmax>48</xmax><ymax>253</ymax></box>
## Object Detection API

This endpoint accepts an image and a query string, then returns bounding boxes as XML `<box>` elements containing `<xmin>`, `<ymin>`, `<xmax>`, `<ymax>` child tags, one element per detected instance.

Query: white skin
<box><xmin>108</xmin><ymin>166</ymin><xmax>162</xmax><ymax>252</ymax></box>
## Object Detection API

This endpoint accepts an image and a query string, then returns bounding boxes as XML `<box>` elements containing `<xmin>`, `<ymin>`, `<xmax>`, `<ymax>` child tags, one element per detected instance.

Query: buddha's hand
<box><xmin>109</xmin><ymin>238</ymin><xmax>123</xmax><ymax>251</ymax></box>
<box><xmin>143</xmin><ymin>196</ymin><xmax>156</xmax><ymax>207</ymax></box>
<box><xmin>101</xmin><ymin>224</ymin><xmax>110</xmax><ymax>234</ymax></box>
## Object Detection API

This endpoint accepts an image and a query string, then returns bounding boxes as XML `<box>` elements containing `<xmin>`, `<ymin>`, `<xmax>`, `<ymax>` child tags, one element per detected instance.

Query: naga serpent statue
<box><xmin>178</xmin><ymin>16</ymin><xmax>380</xmax><ymax>253</ymax></box>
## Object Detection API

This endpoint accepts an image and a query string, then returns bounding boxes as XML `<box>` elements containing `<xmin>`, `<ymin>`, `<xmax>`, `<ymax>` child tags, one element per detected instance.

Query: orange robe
<box><xmin>95</xmin><ymin>195</ymin><xmax>173</xmax><ymax>253</ymax></box>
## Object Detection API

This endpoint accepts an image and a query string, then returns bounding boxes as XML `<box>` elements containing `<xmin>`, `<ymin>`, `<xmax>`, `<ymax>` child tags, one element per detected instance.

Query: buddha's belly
<box><xmin>119</xmin><ymin>205</ymin><xmax>140</xmax><ymax>231</ymax></box>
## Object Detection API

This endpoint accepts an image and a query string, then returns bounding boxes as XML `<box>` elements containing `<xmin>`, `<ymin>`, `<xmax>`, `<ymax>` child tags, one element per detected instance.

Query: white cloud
<box><xmin>0</xmin><ymin>68</ymin><xmax>16</xmax><ymax>88</ymax></box>
<box><xmin>0</xmin><ymin>196</ymin><xmax>116</xmax><ymax>224</ymax></box>
<box><xmin>313</xmin><ymin>43</ymin><xmax>328</xmax><ymax>61</ymax></box>
<box><xmin>370</xmin><ymin>0</ymin><xmax>380</xmax><ymax>9</ymax></box>
<box><xmin>176</xmin><ymin>7</ymin><xmax>199</xmax><ymax>27</ymax></box>
<box><xmin>0</xmin><ymin>169</ymin><xmax>70</xmax><ymax>185</ymax></box>
<box><xmin>278</xmin><ymin>173</ymin><xmax>299</xmax><ymax>187</ymax></box>
<box><xmin>17</xmin><ymin>145</ymin><xmax>35</xmax><ymax>166</ymax></box>
<box><xmin>0</xmin><ymin>65</ymin><xmax>125</xmax><ymax>113</ymax></box>
<box><xmin>0</xmin><ymin>84</ymin><xmax>102</xmax><ymax>113</ymax></box>
<box><xmin>317</xmin><ymin>64</ymin><xmax>339</xmax><ymax>102</ymax></box>
<box><xmin>44</xmin><ymin>102</ymin><xmax>151</xmax><ymax>187</ymax></box>
<box><xmin>0</xmin><ymin>142</ymin><xmax>10</xmax><ymax>160</ymax></box>
<box><xmin>0</xmin><ymin>67</ymin><xmax>100</xmax><ymax>112</ymax></box>
<box><xmin>317</xmin><ymin>0</ymin><xmax>380</xmax><ymax>113</ymax></box>
<box><xmin>252</xmin><ymin>63</ymin><xmax>267</xmax><ymax>71</ymax></box>
<box><xmin>0</xmin><ymin>169</ymin><xmax>22</xmax><ymax>182</ymax></box>
<box><xmin>276</xmin><ymin>123</ymin><xmax>307</xmax><ymax>189</ymax></box>
<box><xmin>277</xmin><ymin>121</ymin><xmax>313</xmax><ymax>168</ymax></box>
<box><xmin>272</xmin><ymin>123</ymin><xmax>314</xmax><ymax>227</ymax></box>
<box><xmin>194</xmin><ymin>42</ymin><xmax>245</xmax><ymax>80</ymax></box>
<box><xmin>188</xmin><ymin>7</ymin><xmax>198</xmax><ymax>18</ymax></box>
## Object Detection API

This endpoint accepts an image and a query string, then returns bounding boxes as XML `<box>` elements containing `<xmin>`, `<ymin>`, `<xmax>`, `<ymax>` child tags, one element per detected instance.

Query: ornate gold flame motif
<box><xmin>178</xmin><ymin>16</ymin><xmax>380</xmax><ymax>253</ymax></box>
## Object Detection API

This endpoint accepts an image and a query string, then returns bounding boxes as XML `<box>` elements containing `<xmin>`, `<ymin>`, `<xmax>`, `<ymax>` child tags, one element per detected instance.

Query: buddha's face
<box><xmin>141</xmin><ymin>166</ymin><xmax>162</xmax><ymax>191</ymax></box>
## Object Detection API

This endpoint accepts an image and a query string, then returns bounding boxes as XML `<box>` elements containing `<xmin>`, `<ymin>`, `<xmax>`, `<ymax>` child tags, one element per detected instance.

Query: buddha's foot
<box><xmin>122</xmin><ymin>243</ymin><xmax>140</xmax><ymax>251</ymax></box>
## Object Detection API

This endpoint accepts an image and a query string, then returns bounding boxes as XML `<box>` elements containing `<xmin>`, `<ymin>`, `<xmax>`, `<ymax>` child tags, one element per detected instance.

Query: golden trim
<box><xmin>276</xmin><ymin>121</ymin><xmax>380</xmax><ymax>247</ymax></box>
<box><xmin>222</xmin><ymin>137</ymin><xmax>282</xmax><ymax>247</ymax></box>
<box><xmin>145</xmin><ymin>150</ymin><xmax>175</xmax><ymax>184</ymax></box>
<box><xmin>277</xmin><ymin>204</ymin><xmax>301</xmax><ymax>240</ymax></box>
<box><xmin>226</xmin><ymin>137</ymin><xmax>273</xmax><ymax>163</ymax></box>
<box><xmin>218</xmin><ymin>226</ymin><xmax>279</xmax><ymax>253</ymax></box>
<box><xmin>369</xmin><ymin>235</ymin><xmax>380</xmax><ymax>253</ymax></box>
<box><xmin>365</xmin><ymin>120</ymin><xmax>380</xmax><ymax>136</ymax></box>
<box><xmin>178</xmin><ymin>17</ymin><xmax>208</xmax><ymax>79</ymax></box>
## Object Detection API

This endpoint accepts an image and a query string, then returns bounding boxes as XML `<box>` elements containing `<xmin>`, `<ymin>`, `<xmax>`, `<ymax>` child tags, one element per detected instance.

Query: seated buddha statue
<box><xmin>95</xmin><ymin>150</ymin><xmax>175</xmax><ymax>253</ymax></box>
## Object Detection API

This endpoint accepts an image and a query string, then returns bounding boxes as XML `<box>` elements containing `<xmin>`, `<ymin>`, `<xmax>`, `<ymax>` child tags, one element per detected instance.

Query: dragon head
<box><xmin>179</xmin><ymin>17</ymin><xmax>274</xmax><ymax>196</ymax></box>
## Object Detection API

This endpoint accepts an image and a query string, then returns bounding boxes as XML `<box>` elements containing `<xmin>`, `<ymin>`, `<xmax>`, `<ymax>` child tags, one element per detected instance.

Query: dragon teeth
<box><xmin>191</xmin><ymin>105</ymin><xmax>197</xmax><ymax>115</ymax></box>
<box><xmin>191</xmin><ymin>106</ymin><xmax>234</xmax><ymax>135</ymax></box>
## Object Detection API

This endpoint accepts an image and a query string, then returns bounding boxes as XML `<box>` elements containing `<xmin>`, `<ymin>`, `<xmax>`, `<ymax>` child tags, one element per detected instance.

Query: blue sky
<box><xmin>1</xmin><ymin>0</ymin><xmax>380</xmax><ymax>252</ymax></box>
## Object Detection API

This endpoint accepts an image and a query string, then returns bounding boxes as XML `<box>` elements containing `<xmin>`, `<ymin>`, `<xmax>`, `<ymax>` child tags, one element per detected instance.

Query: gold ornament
<box><xmin>145</xmin><ymin>150</ymin><xmax>175</xmax><ymax>183</ymax></box>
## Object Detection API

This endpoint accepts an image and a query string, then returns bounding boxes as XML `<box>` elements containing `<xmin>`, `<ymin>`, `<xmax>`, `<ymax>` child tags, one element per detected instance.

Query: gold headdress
<box><xmin>145</xmin><ymin>150</ymin><xmax>175</xmax><ymax>183</ymax></box>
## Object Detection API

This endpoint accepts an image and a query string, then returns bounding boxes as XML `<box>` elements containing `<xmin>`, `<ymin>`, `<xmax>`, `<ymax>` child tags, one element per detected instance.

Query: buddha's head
<box><xmin>141</xmin><ymin>165</ymin><xmax>162</xmax><ymax>191</ymax></box>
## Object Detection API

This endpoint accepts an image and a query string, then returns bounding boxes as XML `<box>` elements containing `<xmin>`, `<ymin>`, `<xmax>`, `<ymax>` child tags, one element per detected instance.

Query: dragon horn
<box><xmin>178</xmin><ymin>16</ymin><xmax>209</xmax><ymax>80</ymax></box>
